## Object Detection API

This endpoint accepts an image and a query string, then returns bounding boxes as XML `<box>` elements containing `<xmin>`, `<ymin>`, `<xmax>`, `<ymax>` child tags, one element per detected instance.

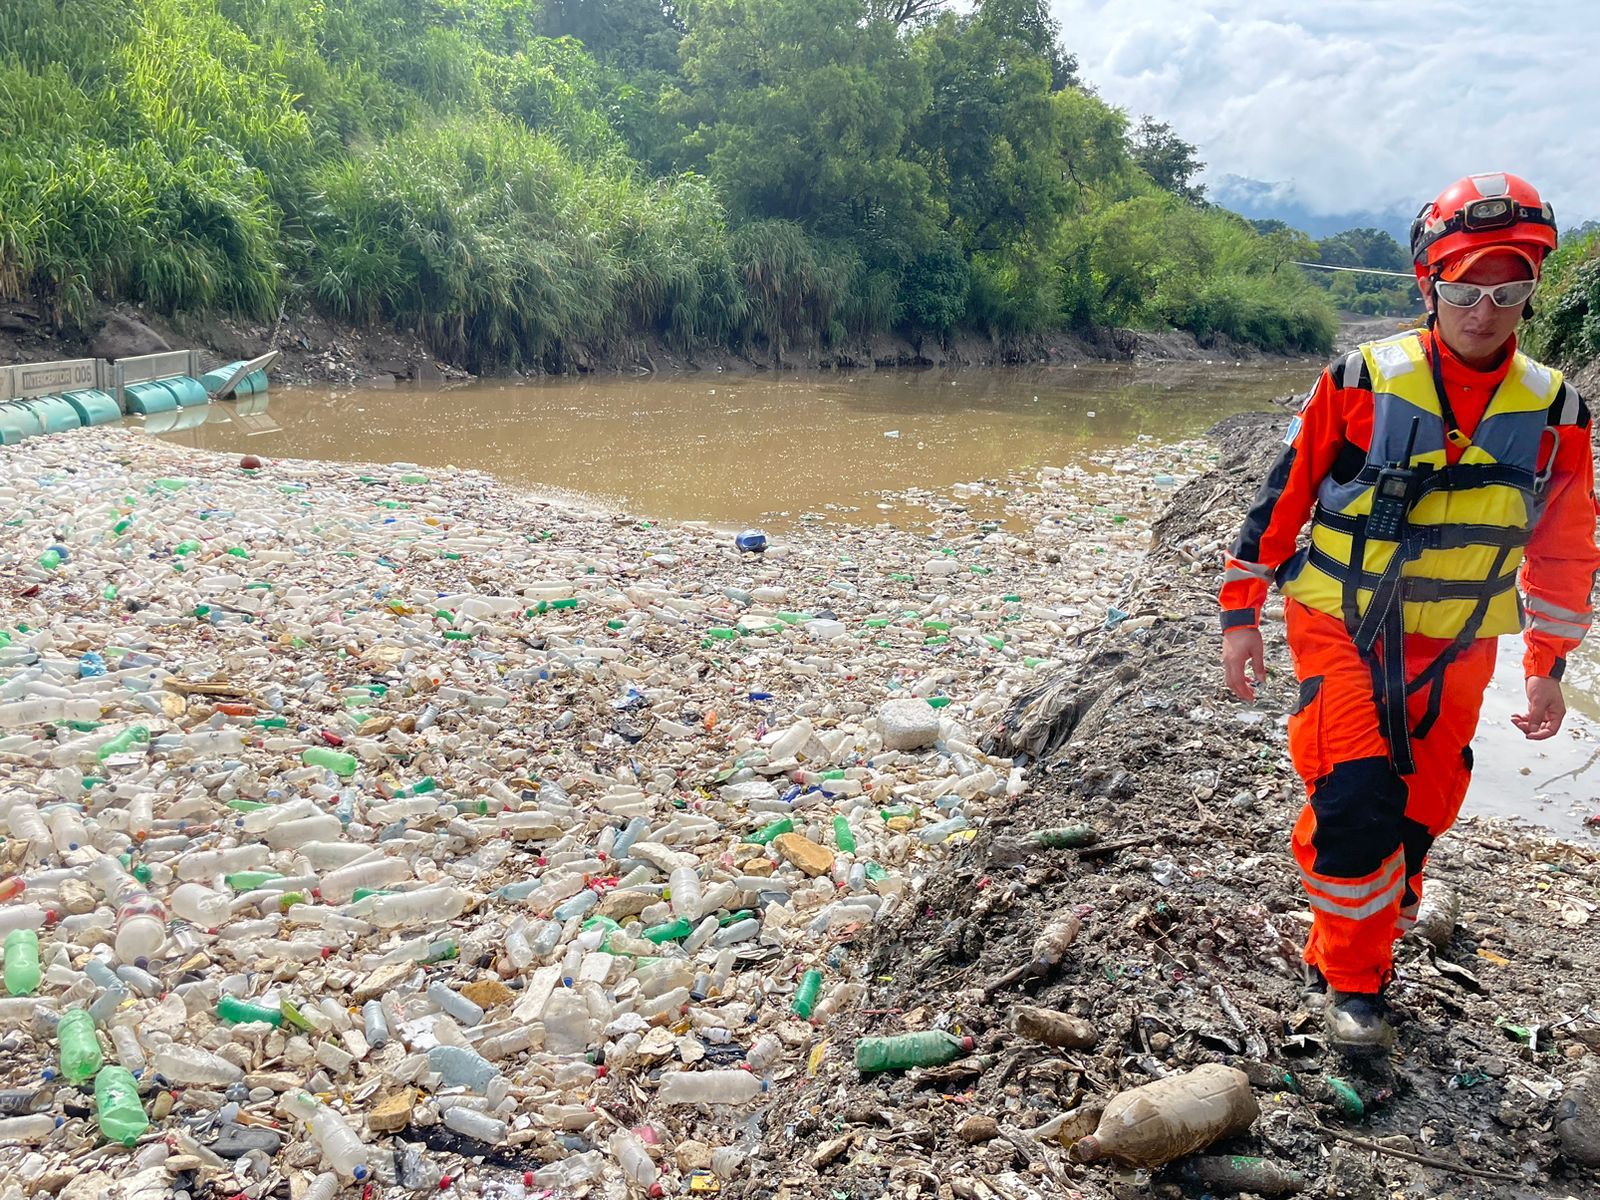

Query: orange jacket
<box><xmin>1222</xmin><ymin>331</ymin><xmax>1600</xmax><ymax>680</ymax></box>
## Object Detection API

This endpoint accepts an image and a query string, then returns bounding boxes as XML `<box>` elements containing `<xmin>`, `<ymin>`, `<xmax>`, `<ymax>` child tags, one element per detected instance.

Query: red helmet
<box><xmin>1410</xmin><ymin>173</ymin><xmax>1558</xmax><ymax>288</ymax></box>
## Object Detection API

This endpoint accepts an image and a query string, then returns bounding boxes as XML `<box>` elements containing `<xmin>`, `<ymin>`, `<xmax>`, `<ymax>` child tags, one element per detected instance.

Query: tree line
<box><xmin>3</xmin><ymin>0</ymin><xmax>1352</xmax><ymax>370</ymax></box>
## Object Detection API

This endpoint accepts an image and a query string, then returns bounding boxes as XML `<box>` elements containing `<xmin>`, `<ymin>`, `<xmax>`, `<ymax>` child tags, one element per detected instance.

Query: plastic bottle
<box><xmin>427</xmin><ymin>981</ymin><xmax>484</xmax><ymax>1027</ymax></box>
<box><xmin>0</xmin><ymin>1114</ymin><xmax>58</xmax><ymax>1143</ymax></box>
<box><xmin>284</xmin><ymin>1091</ymin><xmax>370</xmax><ymax>1180</ymax></box>
<box><xmin>657</xmin><ymin>1069</ymin><xmax>768</xmax><ymax>1105</ymax></box>
<box><xmin>4</xmin><ymin>929</ymin><xmax>41</xmax><ymax>996</ymax></box>
<box><xmin>530</xmin><ymin>1151</ymin><xmax>607</xmax><ymax>1189</ymax></box>
<box><xmin>365</xmin><ymin>887</ymin><xmax>466</xmax><ymax>928</ymax></box>
<box><xmin>113</xmin><ymin>894</ymin><xmax>168</xmax><ymax>964</ymax></box>
<box><xmin>1179</xmin><ymin>1155</ymin><xmax>1306</xmax><ymax>1196</ymax></box>
<box><xmin>217</xmin><ymin>996</ymin><xmax>283</xmax><ymax>1026</ymax></box>
<box><xmin>1072</xmin><ymin>1064</ymin><xmax>1259</xmax><ymax>1168</ymax></box>
<box><xmin>94</xmin><ymin>1064</ymin><xmax>149</xmax><ymax>1146</ymax></box>
<box><xmin>442</xmin><ymin>1106</ymin><xmax>506</xmax><ymax>1144</ymax></box>
<box><xmin>302</xmin><ymin>747</ymin><xmax>358</xmax><ymax>777</ymax></box>
<box><xmin>668</xmin><ymin>865</ymin><xmax>702</xmax><ymax>918</ymax></box>
<box><xmin>170</xmin><ymin>882</ymin><xmax>233</xmax><ymax>927</ymax></box>
<box><xmin>609</xmin><ymin>1127</ymin><xmax>663</xmax><ymax>1195</ymax></box>
<box><xmin>110</xmin><ymin>1024</ymin><xmax>146</xmax><ymax>1072</ymax></box>
<box><xmin>1408</xmin><ymin>881</ymin><xmax>1460</xmax><ymax>949</ymax></box>
<box><xmin>854</xmin><ymin>1030</ymin><xmax>975</xmax><ymax>1073</ymax></box>
<box><xmin>152</xmin><ymin>1044</ymin><xmax>244</xmax><ymax>1086</ymax></box>
<box><xmin>57</xmin><ymin>1007</ymin><xmax>104</xmax><ymax>1084</ymax></box>
<box><xmin>790</xmin><ymin>969</ymin><xmax>822</xmax><ymax>1018</ymax></box>
<box><xmin>425</xmin><ymin>1045</ymin><xmax>502</xmax><ymax>1095</ymax></box>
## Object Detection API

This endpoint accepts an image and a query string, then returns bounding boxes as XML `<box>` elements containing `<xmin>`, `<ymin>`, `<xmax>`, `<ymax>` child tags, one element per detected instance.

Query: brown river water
<box><xmin>151</xmin><ymin>363</ymin><xmax>1600</xmax><ymax>840</ymax></box>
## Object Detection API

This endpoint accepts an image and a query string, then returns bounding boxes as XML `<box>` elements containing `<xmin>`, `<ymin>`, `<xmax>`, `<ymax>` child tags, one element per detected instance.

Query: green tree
<box><xmin>668</xmin><ymin>0</ymin><xmax>936</xmax><ymax>244</ymax></box>
<box><xmin>909</xmin><ymin>9</ymin><xmax>1069</xmax><ymax>252</ymax></box>
<box><xmin>1127</xmin><ymin>116</ymin><xmax>1204</xmax><ymax>203</ymax></box>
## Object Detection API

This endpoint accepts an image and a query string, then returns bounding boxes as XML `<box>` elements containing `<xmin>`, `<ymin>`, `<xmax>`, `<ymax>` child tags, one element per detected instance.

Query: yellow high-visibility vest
<box><xmin>1279</xmin><ymin>331</ymin><xmax>1565</xmax><ymax>640</ymax></box>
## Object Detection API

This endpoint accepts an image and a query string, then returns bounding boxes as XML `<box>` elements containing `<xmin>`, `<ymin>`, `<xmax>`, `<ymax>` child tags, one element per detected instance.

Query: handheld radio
<box><xmin>1365</xmin><ymin>416</ymin><xmax>1422</xmax><ymax>542</ymax></box>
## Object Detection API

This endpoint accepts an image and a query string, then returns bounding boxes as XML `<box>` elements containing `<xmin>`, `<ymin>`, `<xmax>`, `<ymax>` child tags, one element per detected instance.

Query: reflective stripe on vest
<box><xmin>1279</xmin><ymin>332</ymin><xmax>1565</xmax><ymax>640</ymax></box>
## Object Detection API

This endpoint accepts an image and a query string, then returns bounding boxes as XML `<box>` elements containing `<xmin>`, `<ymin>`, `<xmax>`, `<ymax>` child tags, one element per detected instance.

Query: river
<box><xmin>150</xmin><ymin>363</ymin><xmax>1600</xmax><ymax>841</ymax></box>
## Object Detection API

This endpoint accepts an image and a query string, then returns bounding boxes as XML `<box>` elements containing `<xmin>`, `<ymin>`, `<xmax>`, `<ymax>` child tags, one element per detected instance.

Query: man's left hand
<box><xmin>1513</xmin><ymin>675</ymin><xmax>1566</xmax><ymax>740</ymax></box>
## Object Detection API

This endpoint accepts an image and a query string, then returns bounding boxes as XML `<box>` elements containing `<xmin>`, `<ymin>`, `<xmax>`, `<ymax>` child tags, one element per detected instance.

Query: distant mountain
<box><xmin>1208</xmin><ymin>174</ymin><xmax>1414</xmax><ymax>243</ymax></box>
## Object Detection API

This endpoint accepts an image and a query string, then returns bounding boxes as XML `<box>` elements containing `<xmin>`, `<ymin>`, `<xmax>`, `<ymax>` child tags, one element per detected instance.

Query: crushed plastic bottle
<box><xmin>1072</xmin><ymin>1064</ymin><xmax>1260</xmax><ymax>1168</ymax></box>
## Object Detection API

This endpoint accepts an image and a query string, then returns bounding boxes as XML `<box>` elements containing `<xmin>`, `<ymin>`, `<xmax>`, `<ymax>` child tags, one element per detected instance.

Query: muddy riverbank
<box><xmin>0</xmin><ymin>294</ymin><xmax>1316</xmax><ymax>389</ymax></box>
<box><xmin>744</xmin><ymin>410</ymin><xmax>1600</xmax><ymax>1200</ymax></box>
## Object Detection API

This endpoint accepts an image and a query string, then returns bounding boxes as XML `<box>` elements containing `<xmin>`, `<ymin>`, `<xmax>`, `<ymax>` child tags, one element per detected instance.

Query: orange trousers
<box><xmin>1284</xmin><ymin>599</ymin><xmax>1496</xmax><ymax>993</ymax></box>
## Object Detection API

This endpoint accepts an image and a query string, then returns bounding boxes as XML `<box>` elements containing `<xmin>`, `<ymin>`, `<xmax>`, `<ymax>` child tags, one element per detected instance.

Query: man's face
<box><xmin>1430</xmin><ymin>252</ymin><xmax>1533</xmax><ymax>364</ymax></box>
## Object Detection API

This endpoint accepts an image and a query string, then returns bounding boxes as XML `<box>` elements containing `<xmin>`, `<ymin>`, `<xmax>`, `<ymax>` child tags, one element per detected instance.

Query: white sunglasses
<box><xmin>1434</xmin><ymin>277</ymin><xmax>1538</xmax><ymax>309</ymax></box>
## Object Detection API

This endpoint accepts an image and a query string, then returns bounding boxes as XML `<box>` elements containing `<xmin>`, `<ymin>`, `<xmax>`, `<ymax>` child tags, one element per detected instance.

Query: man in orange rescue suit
<box><xmin>1220</xmin><ymin>173</ymin><xmax>1600</xmax><ymax>1058</ymax></box>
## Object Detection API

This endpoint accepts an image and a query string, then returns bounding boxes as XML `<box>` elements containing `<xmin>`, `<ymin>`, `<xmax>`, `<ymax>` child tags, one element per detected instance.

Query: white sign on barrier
<box><xmin>0</xmin><ymin>358</ymin><xmax>100</xmax><ymax>403</ymax></box>
<box><xmin>116</xmin><ymin>350</ymin><xmax>195</xmax><ymax>387</ymax></box>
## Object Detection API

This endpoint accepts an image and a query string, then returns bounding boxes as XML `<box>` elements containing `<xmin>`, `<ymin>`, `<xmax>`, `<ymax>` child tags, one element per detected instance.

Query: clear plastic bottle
<box><xmin>425</xmin><ymin>1045</ymin><xmax>502</xmax><ymax>1095</ymax></box>
<box><xmin>530</xmin><ymin>1151</ymin><xmax>607</xmax><ymax>1189</ymax></box>
<box><xmin>427</xmin><ymin>982</ymin><xmax>484</xmax><ymax>1027</ymax></box>
<box><xmin>362</xmin><ymin>1000</ymin><xmax>388</xmax><ymax>1049</ymax></box>
<box><xmin>365</xmin><ymin>887</ymin><xmax>466</xmax><ymax>928</ymax></box>
<box><xmin>668</xmin><ymin>865</ymin><xmax>702</xmax><ymax>918</ymax></box>
<box><xmin>320</xmin><ymin>859</ymin><xmax>412</xmax><ymax>904</ymax></box>
<box><xmin>608</xmin><ymin>1128</ymin><xmax>662</xmax><ymax>1195</ymax></box>
<box><xmin>0</xmin><ymin>1114</ymin><xmax>59</xmax><ymax>1143</ymax></box>
<box><xmin>542</xmin><ymin>987</ymin><xmax>595</xmax><ymax>1055</ymax></box>
<box><xmin>170</xmin><ymin>882</ymin><xmax>233</xmax><ymax>927</ymax></box>
<box><xmin>113</xmin><ymin>894</ymin><xmax>168</xmax><ymax>964</ymax></box>
<box><xmin>656</xmin><ymin>1068</ymin><xmax>768</xmax><ymax>1106</ymax></box>
<box><xmin>5</xmin><ymin>802</ymin><xmax>52</xmax><ymax>860</ymax></box>
<box><xmin>110</xmin><ymin>1023</ymin><xmax>146</xmax><ymax>1072</ymax></box>
<box><xmin>152</xmin><ymin>1044</ymin><xmax>244</xmax><ymax>1086</ymax></box>
<box><xmin>284</xmin><ymin>1091</ymin><xmax>370</xmax><ymax>1180</ymax></box>
<box><xmin>442</xmin><ymin>1106</ymin><xmax>506</xmax><ymax>1144</ymax></box>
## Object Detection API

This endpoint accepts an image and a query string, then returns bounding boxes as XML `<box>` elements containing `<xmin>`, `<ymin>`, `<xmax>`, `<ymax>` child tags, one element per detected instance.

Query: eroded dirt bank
<box><xmin>743</xmin><ymin>410</ymin><xmax>1600</xmax><ymax>1200</ymax></box>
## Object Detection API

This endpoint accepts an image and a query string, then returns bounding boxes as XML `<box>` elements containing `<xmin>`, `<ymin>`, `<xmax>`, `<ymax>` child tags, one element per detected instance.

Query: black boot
<box><xmin>1324</xmin><ymin>990</ymin><xmax>1394</xmax><ymax>1059</ymax></box>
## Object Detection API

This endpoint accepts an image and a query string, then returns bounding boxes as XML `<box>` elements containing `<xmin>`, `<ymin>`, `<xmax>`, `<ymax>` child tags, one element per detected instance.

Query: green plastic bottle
<box><xmin>832</xmin><ymin>817</ymin><xmax>857</xmax><ymax>854</ymax></box>
<box><xmin>173</xmin><ymin>539</ymin><xmax>200</xmax><ymax>556</ymax></box>
<box><xmin>36</xmin><ymin>549</ymin><xmax>61</xmax><ymax>570</ymax></box>
<box><xmin>746</xmin><ymin>817</ymin><xmax>794</xmax><ymax>846</ymax></box>
<box><xmin>791</xmin><ymin>969</ymin><xmax>823</xmax><ymax>1019</ymax></box>
<box><xmin>4</xmin><ymin>928</ymin><xmax>41</xmax><ymax>996</ymax></box>
<box><xmin>393</xmin><ymin>776</ymin><xmax>437</xmax><ymax>799</ymax></box>
<box><xmin>1031</xmin><ymin>826</ymin><xmax>1100</xmax><ymax>850</ymax></box>
<box><xmin>224</xmin><ymin>871</ymin><xmax>284</xmax><ymax>891</ymax></box>
<box><xmin>95</xmin><ymin>1065</ymin><xmax>148</xmax><ymax>1146</ymax></box>
<box><xmin>642</xmin><ymin>917</ymin><xmax>693</xmax><ymax>944</ymax></box>
<box><xmin>854</xmin><ymin>1030</ymin><xmax>975</xmax><ymax>1073</ymax></box>
<box><xmin>96</xmin><ymin>726</ymin><xmax>150</xmax><ymax>762</ymax></box>
<box><xmin>216</xmin><ymin>996</ymin><xmax>284</xmax><ymax>1026</ymax></box>
<box><xmin>57</xmin><ymin>1008</ymin><xmax>104</xmax><ymax>1085</ymax></box>
<box><xmin>302</xmin><ymin>747</ymin><xmax>358</xmax><ymax>777</ymax></box>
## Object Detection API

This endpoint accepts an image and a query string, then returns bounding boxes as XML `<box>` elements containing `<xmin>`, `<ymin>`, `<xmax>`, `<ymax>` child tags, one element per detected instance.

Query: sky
<box><xmin>1048</xmin><ymin>0</ymin><xmax>1599</xmax><ymax>232</ymax></box>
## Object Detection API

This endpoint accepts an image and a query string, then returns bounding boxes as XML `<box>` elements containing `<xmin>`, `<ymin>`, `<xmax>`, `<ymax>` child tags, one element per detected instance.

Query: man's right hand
<box><xmin>1223</xmin><ymin>626</ymin><xmax>1266</xmax><ymax>701</ymax></box>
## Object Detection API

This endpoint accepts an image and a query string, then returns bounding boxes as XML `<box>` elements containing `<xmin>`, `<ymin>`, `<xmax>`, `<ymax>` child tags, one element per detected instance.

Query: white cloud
<box><xmin>1051</xmin><ymin>0</ymin><xmax>1600</xmax><ymax>227</ymax></box>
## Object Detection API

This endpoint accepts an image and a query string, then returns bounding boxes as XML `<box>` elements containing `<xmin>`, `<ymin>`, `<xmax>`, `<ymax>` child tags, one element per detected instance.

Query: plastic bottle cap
<box><xmin>1073</xmin><ymin>1134</ymin><xmax>1101</xmax><ymax>1163</ymax></box>
<box><xmin>353</xmin><ymin>1167</ymin><xmax>369</xmax><ymax>1181</ymax></box>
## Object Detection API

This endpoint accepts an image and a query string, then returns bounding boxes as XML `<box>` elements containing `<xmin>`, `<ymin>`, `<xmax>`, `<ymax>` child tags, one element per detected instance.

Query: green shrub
<box><xmin>1526</xmin><ymin>234</ymin><xmax>1600</xmax><ymax>369</ymax></box>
